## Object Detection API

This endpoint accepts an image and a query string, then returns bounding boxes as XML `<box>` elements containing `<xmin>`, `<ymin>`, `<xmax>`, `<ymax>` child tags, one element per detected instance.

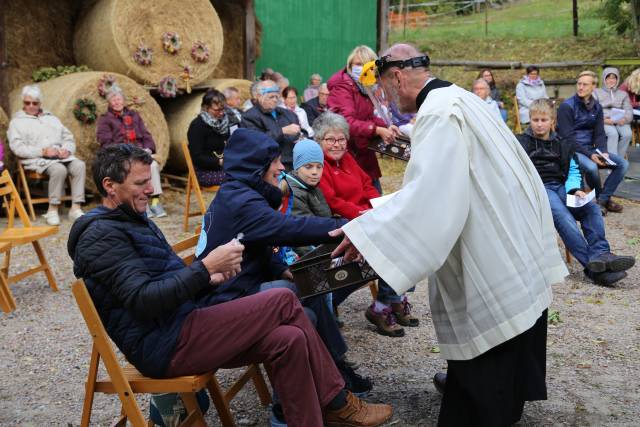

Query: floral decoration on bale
<box><xmin>98</xmin><ymin>74</ymin><xmax>117</xmax><ymax>97</ymax></box>
<box><xmin>191</xmin><ymin>41</ymin><xmax>210</xmax><ymax>63</ymax></box>
<box><xmin>133</xmin><ymin>43</ymin><xmax>153</xmax><ymax>66</ymax></box>
<box><xmin>161</xmin><ymin>31</ymin><xmax>181</xmax><ymax>54</ymax></box>
<box><xmin>158</xmin><ymin>76</ymin><xmax>178</xmax><ymax>98</ymax></box>
<box><xmin>73</xmin><ymin>98</ymin><xmax>97</xmax><ymax>124</ymax></box>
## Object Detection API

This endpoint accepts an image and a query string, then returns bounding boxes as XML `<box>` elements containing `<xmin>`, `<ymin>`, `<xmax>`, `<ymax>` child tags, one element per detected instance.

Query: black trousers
<box><xmin>438</xmin><ymin>310</ymin><xmax>548</xmax><ymax>427</ymax></box>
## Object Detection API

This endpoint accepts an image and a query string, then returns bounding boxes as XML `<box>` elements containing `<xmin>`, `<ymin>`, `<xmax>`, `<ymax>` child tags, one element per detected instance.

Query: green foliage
<box><xmin>32</xmin><ymin>65</ymin><xmax>91</xmax><ymax>82</ymax></box>
<box><xmin>548</xmin><ymin>310</ymin><xmax>562</xmax><ymax>325</ymax></box>
<box><xmin>599</xmin><ymin>0</ymin><xmax>633</xmax><ymax>35</ymax></box>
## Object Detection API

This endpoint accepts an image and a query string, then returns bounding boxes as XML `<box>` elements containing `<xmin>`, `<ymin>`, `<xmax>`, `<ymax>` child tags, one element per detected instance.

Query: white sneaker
<box><xmin>43</xmin><ymin>211</ymin><xmax>60</xmax><ymax>226</ymax></box>
<box><xmin>68</xmin><ymin>208</ymin><xmax>84</xmax><ymax>221</ymax></box>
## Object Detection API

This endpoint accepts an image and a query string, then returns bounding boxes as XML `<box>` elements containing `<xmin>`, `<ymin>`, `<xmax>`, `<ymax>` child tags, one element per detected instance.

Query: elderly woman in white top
<box><xmin>283</xmin><ymin>86</ymin><xmax>314</xmax><ymax>137</ymax></box>
<box><xmin>472</xmin><ymin>78</ymin><xmax>503</xmax><ymax>123</ymax></box>
<box><xmin>7</xmin><ymin>85</ymin><xmax>85</xmax><ymax>225</ymax></box>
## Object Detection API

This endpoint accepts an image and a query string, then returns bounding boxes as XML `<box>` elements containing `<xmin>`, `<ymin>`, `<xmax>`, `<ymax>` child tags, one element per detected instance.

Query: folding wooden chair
<box><xmin>513</xmin><ymin>95</ymin><xmax>523</xmax><ymax>134</ymax></box>
<box><xmin>0</xmin><ymin>242</ymin><xmax>16</xmax><ymax>313</ymax></box>
<box><xmin>0</xmin><ymin>170</ymin><xmax>58</xmax><ymax>307</ymax></box>
<box><xmin>182</xmin><ymin>141</ymin><xmax>220</xmax><ymax>232</ymax></box>
<box><xmin>15</xmin><ymin>161</ymin><xmax>72</xmax><ymax>221</ymax></box>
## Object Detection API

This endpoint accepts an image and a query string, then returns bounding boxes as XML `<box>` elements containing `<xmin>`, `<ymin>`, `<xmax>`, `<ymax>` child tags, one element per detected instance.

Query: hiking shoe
<box><xmin>270</xmin><ymin>403</ymin><xmax>287</xmax><ymax>427</ymax></box>
<box><xmin>337</xmin><ymin>359</ymin><xmax>372</xmax><ymax>397</ymax></box>
<box><xmin>391</xmin><ymin>298</ymin><xmax>419</xmax><ymax>327</ymax></box>
<box><xmin>584</xmin><ymin>269</ymin><xmax>628</xmax><ymax>287</ymax></box>
<box><xmin>150</xmin><ymin>203</ymin><xmax>168</xmax><ymax>218</ymax></box>
<box><xmin>324</xmin><ymin>391</ymin><xmax>393</xmax><ymax>427</ymax></box>
<box><xmin>606</xmin><ymin>199</ymin><xmax>623</xmax><ymax>213</ymax></box>
<box><xmin>600</xmin><ymin>253</ymin><xmax>636</xmax><ymax>273</ymax></box>
<box><xmin>68</xmin><ymin>208</ymin><xmax>84</xmax><ymax>222</ymax></box>
<box><xmin>365</xmin><ymin>305</ymin><xmax>405</xmax><ymax>337</ymax></box>
<box><xmin>42</xmin><ymin>211</ymin><xmax>60</xmax><ymax>226</ymax></box>
<box><xmin>433</xmin><ymin>372</ymin><xmax>447</xmax><ymax>394</ymax></box>
<box><xmin>586</xmin><ymin>257</ymin><xmax>607</xmax><ymax>274</ymax></box>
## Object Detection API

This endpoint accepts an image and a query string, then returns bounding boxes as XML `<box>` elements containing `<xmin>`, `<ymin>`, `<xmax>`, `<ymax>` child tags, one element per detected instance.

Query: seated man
<box><xmin>471</xmin><ymin>78</ymin><xmax>503</xmax><ymax>123</ymax></box>
<box><xmin>557</xmin><ymin>70</ymin><xmax>629</xmax><ymax>215</ymax></box>
<box><xmin>517</xmin><ymin>99</ymin><xmax>635</xmax><ymax>286</ymax></box>
<box><xmin>68</xmin><ymin>144</ymin><xmax>392</xmax><ymax>427</ymax></box>
<box><xmin>241</xmin><ymin>79</ymin><xmax>303</xmax><ymax>170</ymax></box>
<box><xmin>302</xmin><ymin>83</ymin><xmax>330</xmax><ymax>126</ymax></box>
<box><xmin>223</xmin><ymin>86</ymin><xmax>243</xmax><ymax>123</ymax></box>
<box><xmin>8</xmin><ymin>84</ymin><xmax>86</xmax><ymax>225</ymax></box>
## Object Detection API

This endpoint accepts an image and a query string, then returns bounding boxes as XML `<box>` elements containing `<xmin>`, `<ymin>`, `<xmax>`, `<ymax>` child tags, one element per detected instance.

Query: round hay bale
<box><xmin>0</xmin><ymin>107</ymin><xmax>10</xmax><ymax>170</ymax></box>
<box><xmin>8</xmin><ymin>72</ymin><xmax>170</xmax><ymax>192</ymax></box>
<box><xmin>162</xmin><ymin>92</ymin><xmax>203</xmax><ymax>173</ymax></box>
<box><xmin>74</xmin><ymin>0</ymin><xmax>223</xmax><ymax>90</ymax></box>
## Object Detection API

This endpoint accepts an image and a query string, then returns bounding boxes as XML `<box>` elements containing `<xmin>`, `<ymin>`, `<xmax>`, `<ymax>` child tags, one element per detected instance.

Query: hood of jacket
<box><xmin>601</xmin><ymin>67</ymin><xmax>620</xmax><ymax>90</ymax></box>
<box><xmin>223</xmin><ymin>128</ymin><xmax>283</xmax><ymax>208</ymax></box>
<box><xmin>12</xmin><ymin>109</ymin><xmax>53</xmax><ymax>120</ymax></box>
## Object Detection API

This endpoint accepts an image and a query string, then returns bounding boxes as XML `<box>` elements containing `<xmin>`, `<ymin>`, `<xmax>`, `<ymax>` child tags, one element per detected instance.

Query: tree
<box><xmin>601</xmin><ymin>0</ymin><xmax>640</xmax><ymax>44</ymax></box>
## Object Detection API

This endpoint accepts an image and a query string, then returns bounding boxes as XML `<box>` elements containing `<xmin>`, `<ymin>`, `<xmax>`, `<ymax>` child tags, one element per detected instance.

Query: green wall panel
<box><xmin>255</xmin><ymin>0</ymin><xmax>378</xmax><ymax>93</ymax></box>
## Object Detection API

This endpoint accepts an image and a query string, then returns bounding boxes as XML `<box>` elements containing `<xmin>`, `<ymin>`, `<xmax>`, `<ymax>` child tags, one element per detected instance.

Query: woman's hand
<box><xmin>376</xmin><ymin>126</ymin><xmax>396</xmax><ymax>144</ymax></box>
<box><xmin>201</xmin><ymin>240</ymin><xmax>244</xmax><ymax>276</ymax></box>
<box><xmin>58</xmin><ymin>149</ymin><xmax>71</xmax><ymax>159</ymax></box>
<box><xmin>42</xmin><ymin>147</ymin><xmax>59</xmax><ymax>158</ymax></box>
<box><xmin>604</xmin><ymin>118</ymin><xmax>614</xmax><ymax>125</ymax></box>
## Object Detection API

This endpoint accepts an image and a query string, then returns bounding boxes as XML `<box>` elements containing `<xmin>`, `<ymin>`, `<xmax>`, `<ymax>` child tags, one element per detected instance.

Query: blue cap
<box><xmin>293</xmin><ymin>139</ymin><xmax>324</xmax><ymax>170</ymax></box>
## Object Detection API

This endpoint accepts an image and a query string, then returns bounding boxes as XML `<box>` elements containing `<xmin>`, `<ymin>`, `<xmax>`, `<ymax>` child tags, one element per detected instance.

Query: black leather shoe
<box><xmin>600</xmin><ymin>253</ymin><xmax>636</xmax><ymax>273</ymax></box>
<box><xmin>433</xmin><ymin>372</ymin><xmax>447</xmax><ymax>394</ymax></box>
<box><xmin>585</xmin><ymin>269</ymin><xmax>628</xmax><ymax>287</ymax></box>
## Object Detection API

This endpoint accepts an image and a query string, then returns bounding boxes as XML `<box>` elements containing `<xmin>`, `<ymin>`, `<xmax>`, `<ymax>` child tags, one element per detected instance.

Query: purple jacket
<box><xmin>96</xmin><ymin>108</ymin><xmax>156</xmax><ymax>153</ymax></box>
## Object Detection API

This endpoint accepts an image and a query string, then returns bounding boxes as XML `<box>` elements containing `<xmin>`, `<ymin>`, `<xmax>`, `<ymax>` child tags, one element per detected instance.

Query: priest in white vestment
<box><xmin>333</xmin><ymin>44</ymin><xmax>568</xmax><ymax>426</ymax></box>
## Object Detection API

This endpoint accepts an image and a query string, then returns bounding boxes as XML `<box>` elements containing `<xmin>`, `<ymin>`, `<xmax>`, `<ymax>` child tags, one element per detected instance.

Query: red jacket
<box><xmin>327</xmin><ymin>69</ymin><xmax>387</xmax><ymax>180</ymax></box>
<box><xmin>318</xmin><ymin>152</ymin><xmax>380</xmax><ymax>220</ymax></box>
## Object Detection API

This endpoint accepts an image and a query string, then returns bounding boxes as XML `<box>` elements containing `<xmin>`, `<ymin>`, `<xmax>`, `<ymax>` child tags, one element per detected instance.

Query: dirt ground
<box><xmin>0</xmin><ymin>171</ymin><xmax>639</xmax><ymax>426</ymax></box>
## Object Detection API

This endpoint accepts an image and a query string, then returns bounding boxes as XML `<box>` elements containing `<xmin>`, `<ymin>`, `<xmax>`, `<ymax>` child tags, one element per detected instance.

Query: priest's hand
<box><xmin>329</xmin><ymin>229</ymin><xmax>362</xmax><ymax>262</ymax></box>
<box><xmin>376</xmin><ymin>126</ymin><xmax>396</xmax><ymax>145</ymax></box>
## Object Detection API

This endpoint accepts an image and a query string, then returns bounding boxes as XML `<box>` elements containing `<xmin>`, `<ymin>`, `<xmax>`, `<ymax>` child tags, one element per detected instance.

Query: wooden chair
<box><xmin>15</xmin><ymin>161</ymin><xmax>72</xmax><ymax>221</ymax></box>
<box><xmin>0</xmin><ymin>170</ymin><xmax>58</xmax><ymax>304</ymax></box>
<box><xmin>513</xmin><ymin>95</ymin><xmax>523</xmax><ymax>134</ymax></box>
<box><xmin>0</xmin><ymin>242</ymin><xmax>16</xmax><ymax>313</ymax></box>
<box><xmin>182</xmin><ymin>141</ymin><xmax>220</xmax><ymax>232</ymax></box>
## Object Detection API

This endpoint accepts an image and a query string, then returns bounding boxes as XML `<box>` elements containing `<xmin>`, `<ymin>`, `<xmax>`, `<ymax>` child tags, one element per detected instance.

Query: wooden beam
<box><xmin>377</xmin><ymin>0</ymin><xmax>389</xmax><ymax>53</ymax></box>
<box><xmin>430</xmin><ymin>59</ymin><xmax>602</xmax><ymax>70</ymax></box>
<box><xmin>243</xmin><ymin>0</ymin><xmax>256</xmax><ymax>81</ymax></box>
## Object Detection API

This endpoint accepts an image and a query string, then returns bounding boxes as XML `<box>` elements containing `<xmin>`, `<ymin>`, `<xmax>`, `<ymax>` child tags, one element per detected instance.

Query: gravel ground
<box><xmin>1</xmin><ymin>179</ymin><xmax>639</xmax><ymax>426</ymax></box>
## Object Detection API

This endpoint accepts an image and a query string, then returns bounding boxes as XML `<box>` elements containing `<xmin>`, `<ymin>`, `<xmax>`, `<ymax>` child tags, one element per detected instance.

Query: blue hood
<box><xmin>224</xmin><ymin>129</ymin><xmax>282</xmax><ymax>208</ymax></box>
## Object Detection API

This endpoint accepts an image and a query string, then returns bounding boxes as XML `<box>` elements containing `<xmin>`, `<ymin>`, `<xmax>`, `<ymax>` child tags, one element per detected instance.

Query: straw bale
<box><xmin>5</xmin><ymin>0</ymin><xmax>80</xmax><ymax>91</ymax></box>
<box><xmin>74</xmin><ymin>0</ymin><xmax>224</xmax><ymax>89</ymax></box>
<box><xmin>0</xmin><ymin>107</ymin><xmax>10</xmax><ymax>170</ymax></box>
<box><xmin>209</xmin><ymin>0</ymin><xmax>244</xmax><ymax>79</ymax></box>
<box><xmin>163</xmin><ymin>78</ymin><xmax>252</xmax><ymax>172</ymax></box>
<box><xmin>8</xmin><ymin>72</ymin><xmax>169</xmax><ymax>192</ymax></box>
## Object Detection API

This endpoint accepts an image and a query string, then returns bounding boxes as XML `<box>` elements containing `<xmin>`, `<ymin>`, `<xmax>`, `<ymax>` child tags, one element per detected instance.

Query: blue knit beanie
<box><xmin>293</xmin><ymin>138</ymin><xmax>324</xmax><ymax>170</ymax></box>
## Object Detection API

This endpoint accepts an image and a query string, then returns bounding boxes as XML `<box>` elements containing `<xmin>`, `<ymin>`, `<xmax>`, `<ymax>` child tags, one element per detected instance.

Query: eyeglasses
<box><xmin>208</xmin><ymin>106</ymin><xmax>225</xmax><ymax>113</ymax></box>
<box><xmin>323</xmin><ymin>137</ymin><xmax>347</xmax><ymax>145</ymax></box>
<box><xmin>23</xmin><ymin>101</ymin><xmax>40</xmax><ymax>106</ymax></box>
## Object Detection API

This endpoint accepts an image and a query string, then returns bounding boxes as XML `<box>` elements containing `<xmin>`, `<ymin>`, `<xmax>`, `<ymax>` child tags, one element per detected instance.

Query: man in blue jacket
<box><xmin>519</xmin><ymin>99</ymin><xmax>634</xmax><ymax>286</ymax></box>
<box><xmin>557</xmin><ymin>70</ymin><xmax>629</xmax><ymax>214</ymax></box>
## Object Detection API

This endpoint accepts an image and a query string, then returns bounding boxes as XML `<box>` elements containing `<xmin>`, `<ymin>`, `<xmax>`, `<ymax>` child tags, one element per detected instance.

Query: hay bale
<box><xmin>0</xmin><ymin>107</ymin><xmax>10</xmax><ymax>169</ymax></box>
<box><xmin>163</xmin><ymin>78</ymin><xmax>252</xmax><ymax>173</ymax></box>
<box><xmin>74</xmin><ymin>0</ymin><xmax>224</xmax><ymax>90</ymax></box>
<box><xmin>8</xmin><ymin>72</ymin><xmax>169</xmax><ymax>192</ymax></box>
<box><xmin>209</xmin><ymin>0</ymin><xmax>244</xmax><ymax>79</ymax></box>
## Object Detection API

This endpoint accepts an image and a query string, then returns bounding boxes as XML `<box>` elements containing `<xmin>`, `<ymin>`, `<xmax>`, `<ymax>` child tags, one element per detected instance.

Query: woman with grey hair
<box><xmin>304</xmin><ymin>73</ymin><xmax>323</xmax><ymax>102</ymax></box>
<box><xmin>96</xmin><ymin>86</ymin><xmax>167</xmax><ymax>218</ymax></box>
<box><xmin>8</xmin><ymin>84</ymin><xmax>86</xmax><ymax>225</ymax></box>
<box><xmin>315</xmin><ymin>111</ymin><xmax>419</xmax><ymax>338</ymax></box>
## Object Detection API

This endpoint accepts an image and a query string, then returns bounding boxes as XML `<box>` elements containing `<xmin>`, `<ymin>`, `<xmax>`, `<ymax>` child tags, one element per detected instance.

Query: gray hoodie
<box><xmin>515</xmin><ymin>76</ymin><xmax>549</xmax><ymax>123</ymax></box>
<box><xmin>594</xmin><ymin>67</ymin><xmax>633</xmax><ymax>124</ymax></box>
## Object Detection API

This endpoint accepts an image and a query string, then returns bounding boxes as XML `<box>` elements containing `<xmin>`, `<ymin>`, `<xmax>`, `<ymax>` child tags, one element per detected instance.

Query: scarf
<box><xmin>524</xmin><ymin>75</ymin><xmax>544</xmax><ymax>87</ymax></box>
<box><xmin>200</xmin><ymin>111</ymin><xmax>229</xmax><ymax>135</ymax></box>
<box><xmin>113</xmin><ymin>109</ymin><xmax>137</xmax><ymax>144</ymax></box>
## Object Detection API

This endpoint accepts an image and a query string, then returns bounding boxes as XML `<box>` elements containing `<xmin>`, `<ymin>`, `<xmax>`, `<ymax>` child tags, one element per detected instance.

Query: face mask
<box><xmin>350</xmin><ymin>65</ymin><xmax>363</xmax><ymax>81</ymax></box>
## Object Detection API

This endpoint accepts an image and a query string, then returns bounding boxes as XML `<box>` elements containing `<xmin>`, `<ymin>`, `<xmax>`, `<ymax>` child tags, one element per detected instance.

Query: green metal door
<box><xmin>255</xmin><ymin>0</ymin><xmax>378</xmax><ymax>93</ymax></box>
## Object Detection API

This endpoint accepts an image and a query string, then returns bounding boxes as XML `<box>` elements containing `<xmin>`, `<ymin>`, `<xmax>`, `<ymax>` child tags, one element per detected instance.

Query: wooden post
<box><xmin>484</xmin><ymin>0</ymin><xmax>489</xmax><ymax>36</ymax></box>
<box><xmin>243</xmin><ymin>0</ymin><xmax>256</xmax><ymax>81</ymax></box>
<box><xmin>572</xmin><ymin>0</ymin><xmax>578</xmax><ymax>37</ymax></box>
<box><xmin>403</xmin><ymin>0</ymin><xmax>408</xmax><ymax>39</ymax></box>
<box><xmin>377</xmin><ymin>0</ymin><xmax>390</xmax><ymax>53</ymax></box>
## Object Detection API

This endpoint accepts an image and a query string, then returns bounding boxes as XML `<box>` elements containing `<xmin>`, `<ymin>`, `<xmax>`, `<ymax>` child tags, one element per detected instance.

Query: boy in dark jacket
<box><xmin>68</xmin><ymin>144</ymin><xmax>392</xmax><ymax>427</ymax></box>
<box><xmin>518</xmin><ymin>99</ymin><xmax>634</xmax><ymax>287</ymax></box>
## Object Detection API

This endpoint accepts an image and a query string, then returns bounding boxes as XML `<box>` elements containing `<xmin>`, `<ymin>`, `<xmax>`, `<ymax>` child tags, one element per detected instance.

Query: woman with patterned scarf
<box><xmin>96</xmin><ymin>85</ymin><xmax>167</xmax><ymax>218</ymax></box>
<box><xmin>187</xmin><ymin>89</ymin><xmax>240</xmax><ymax>187</ymax></box>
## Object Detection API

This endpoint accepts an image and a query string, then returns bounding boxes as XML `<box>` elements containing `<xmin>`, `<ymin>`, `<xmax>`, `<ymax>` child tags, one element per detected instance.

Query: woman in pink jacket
<box><xmin>327</xmin><ymin>45</ymin><xmax>399</xmax><ymax>194</ymax></box>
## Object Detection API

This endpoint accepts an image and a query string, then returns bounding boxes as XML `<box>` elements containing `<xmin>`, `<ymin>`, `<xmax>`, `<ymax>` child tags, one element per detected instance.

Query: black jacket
<box><xmin>240</xmin><ymin>105</ymin><xmax>303</xmax><ymax>169</ymax></box>
<box><xmin>301</xmin><ymin>97</ymin><xmax>326</xmax><ymax>126</ymax></box>
<box><xmin>68</xmin><ymin>205</ymin><xmax>212</xmax><ymax>378</ymax></box>
<box><xmin>187</xmin><ymin>114</ymin><xmax>238</xmax><ymax>171</ymax></box>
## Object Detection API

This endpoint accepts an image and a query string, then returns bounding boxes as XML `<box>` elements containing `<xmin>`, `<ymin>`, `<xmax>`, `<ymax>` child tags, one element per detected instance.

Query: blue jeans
<box><xmin>545</xmin><ymin>183</ymin><xmax>610</xmax><ymax>267</ymax></box>
<box><xmin>575</xmin><ymin>152</ymin><xmax>629</xmax><ymax>203</ymax></box>
<box><xmin>259</xmin><ymin>280</ymin><xmax>347</xmax><ymax>361</ymax></box>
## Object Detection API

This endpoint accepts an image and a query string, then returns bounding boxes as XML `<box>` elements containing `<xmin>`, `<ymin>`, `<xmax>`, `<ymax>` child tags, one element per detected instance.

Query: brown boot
<box><xmin>391</xmin><ymin>298</ymin><xmax>419</xmax><ymax>327</ymax></box>
<box><xmin>606</xmin><ymin>199</ymin><xmax>623</xmax><ymax>213</ymax></box>
<box><xmin>365</xmin><ymin>305</ymin><xmax>405</xmax><ymax>337</ymax></box>
<box><xmin>325</xmin><ymin>391</ymin><xmax>393</xmax><ymax>427</ymax></box>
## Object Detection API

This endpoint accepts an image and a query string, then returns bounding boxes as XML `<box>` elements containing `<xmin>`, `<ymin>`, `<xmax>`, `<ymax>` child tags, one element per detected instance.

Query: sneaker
<box><xmin>324</xmin><ymin>391</ymin><xmax>393</xmax><ymax>427</ymax></box>
<box><xmin>42</xmin><ymin>211</ymin><xmax>60</xmax><ymax>226</ymax></box>
<box><xmin>337</xmin><ymin>359</ymin><xmax>372</xmax><ymax>397</ymax></box>
<box><xmin>391</xmin><ymin>298</ymin><xmax>419</xmax><ymax>327</ymax></box>
<box><xmin>68</xmin><ymin>208</ymin><xmax>84</xmax><ymax>221</ymax></box>
<box><xmin>270</xmin><ymin>403</ymin><xmax>287</xmax><ymax>427</ymax></box>
<box><xmin>365</xmin><ymin>305</ymin><xmax>405</xmax><ymax>337</ymax></box>
<box><xmin>146</xmin><ymin>205</ymin><xmax>155</xmax><ymax>218</ymax></box>
<box><xmin>584</xmin><ymin>269</ymin><xmax>628</xmax><ymax>287</ymax></box>
<box><xmin>599</xmin><ymin>253</ymin><xmax>636</xmax><ymax>273</ymax></box>
<box><xmin>433</xmin><ymin>372</ymin><xmax>447</xmax><ymax>394</ymax></box>
<box><xmin>150</xmin><ymin>203</ymin><xmax>168</xmax><ymax>218</ymax></box>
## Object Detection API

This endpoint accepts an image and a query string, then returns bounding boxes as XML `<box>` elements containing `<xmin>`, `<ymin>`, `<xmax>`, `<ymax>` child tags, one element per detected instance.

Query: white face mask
<box><xmin>350</xmin><ymin>65</ymin><xmax>363</xmax><ymax>81</ymax></box>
